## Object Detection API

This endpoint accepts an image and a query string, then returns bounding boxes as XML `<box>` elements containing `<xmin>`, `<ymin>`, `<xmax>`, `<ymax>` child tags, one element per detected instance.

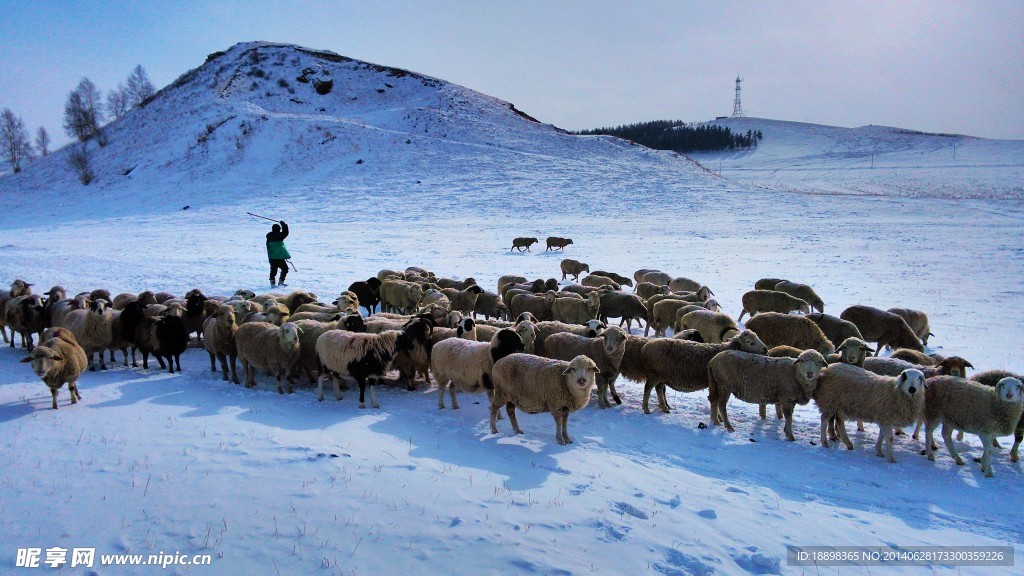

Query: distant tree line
<box><xmin>576</xmin><ymin>120</ymin><xmax>763</xmax><ymax>153</ymax></box>
<box><xmin>1</xmin><ymin>64</ymin><xmax>154</xmax><ymax>183</ymax></box>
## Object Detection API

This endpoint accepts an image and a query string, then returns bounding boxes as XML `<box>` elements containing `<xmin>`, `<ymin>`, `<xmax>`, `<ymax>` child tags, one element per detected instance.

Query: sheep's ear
<box><xmin>964</xmin><ymin>360</ymin><xmax>974</xmax><ymax>369</ymax></box>
<box><xmin>20</xmin><ymin>356</ymin><xmax>32</xmax><ymax>363</ymax></box>
<box><xmin>897</xmin><ymin>372</ymin><xmax>906</xmax><ymax>383</ymax></box>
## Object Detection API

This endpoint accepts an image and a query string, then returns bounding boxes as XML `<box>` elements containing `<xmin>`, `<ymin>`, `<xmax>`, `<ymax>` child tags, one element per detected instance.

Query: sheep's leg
<box><xmin>781</xmin><ymin>403</ymin><xmax>795</xmax><ymax>441</ymax></box>
<box><xmin>553</xmin><ymin>411</ymin><xmax>567</xmax><ymax>444</ymax></box>
<box><xmin>924</xmin><ymin>420</ymin><xmax>938</xmax><ymax>461</ymax></box>
<box><xmin>559</xmin><ymin>409</ymin><xmax>573</xmax><ymax>444</ymax></box>
<box><xmin>642</xmin><ymin>382</ymin><xmax>656</xmax><ymax>414</ymax></box>
<box><xmin>130</xmin><ymin>346</ymin><xmax>138</xmax><ymax>368</ymax></box>
<box><xmin>874</xmin><ymin>425</ymin><xmax>888</xmax><ymax>459</ymax></box>
<box><xmin>956</xmin><ymin>430</ymin><xmax>964</xmax><ymax>442</ymax></box>
<box><xmin>276</xmin><ymin>373</ymin><xmax>285</xmax><ymax>394</ymax></box>
<box><xmin>596</xmin><ymin>378</ymin><xmax>609</xmax><ymax>409</ymax></box>
<box><xmin>369</xmin><ymin>378</ymin><xmax>379</xmax><ymax>409</ymax></box>
<box><xmin>911</xmin><ymin>418</ymin><xmax>923</xmax><ymax>440</ymax></box>
<box><xmin>827</xmin><ymin>416</ymin><xmax>838</xmax><ymax>442</ymax></box>
<box><xmin>140</xmin><ymin>349</ymin><xmax>150</xmax><ymax>370</ymax></box>
<box><xmin>608</xmin><ymin>377</ymin><xmax>621</xmax><ymax>405</ymax></box>
<box><xmin>941</xmin><ymin>423</ymin><xmax>964</xmax><ymax>466</ymax></box>
<box><xmin>357</xmin><ymin>378</ymin><xmax>368</xmax><ymax>409</ymax></box>
<box><xmin>0</xmin><ymin>326</ymin><xmax>8</xmax><ymax>343</ymax></box>
<box><xmin>835</xmin><ymin>416</ymin><xmax>855</xmax><ymax>450</ymax></box>
<box><xmin>154</xmin><ymin>353</ymin><xmax>166</xmax><ymax>370</ymax></box>
<box><xmin>489</xmin><ymin>402</ymin><xmax>501</xmax><ymax>434</ymax></box>
<box><xmin>87</xmin><ymin>352</ymin><xmax>96</xmax><ymax>372</ymax></box>
<box><xmin>208</xmin><ymin>352</ymin><xmax>217</xmax><ymax>373</ymax></box>
<box><xmin>657</xmin><ymin>384</ymin><xmax>670</xmax><ymax>413</ymax></box>
<box><xmin>120</xmin><ymin>347</ymin><xmax>129</xmax><ymax>366</ymax></box>
<box><xmin>506</xmin><ymin>403</ymin><xmax>523</xmax><ymax>434</ymax></box>
<box><xmin>449</xmin><ymin>382</ymin><xmax>460</xmax><ymax>410</ymax></box>
<box><xmin>819</xmin><ymin>413</ymin><xmax>831</xmax><ymax>448</ymax></box>
<box><xmin>979</xmin><ymin>434</ymin><xmax>995</xmax><ymax>477</ymax></box>
<box><xmin>1009</xmin><ymin>431</ymin><xmax>1021</xmax><ymax>463</ymax></box>
<box><xmin>218</xmin><ymin>354</ymin><xmax>230</xmax><ymax>381</ymax></box>
<box><xmin>758</xmin><ymin>404</ymin><xmax>767</xmax><ymax>420</ymax></box>
<box><xmin>437</xmin><ymin>380</ymin><xmax>448</xmax><ymax>409</ymax></box>
<box><xmin>166</xmin><ymin>354</ymin><xmax>174</xmax><ymax>374</ymax></box>
<box><xmin>333</xmin><ymin>374</ymin><xmax>343</xmax><ymax>401</ymax></box>
<box><xmin>720</xmin><ymin>394</ymin><xmax>736</xmax><ymax>433</ymax></box>
<box><xmin>70</xmin><ymin>381</ymin><xmax>81</xmax><ymax>403</ymax></box>
<box><xmin>317</xmin><ymin>373</ymin><xmax>327</xmax><ymax>401</ymax></box>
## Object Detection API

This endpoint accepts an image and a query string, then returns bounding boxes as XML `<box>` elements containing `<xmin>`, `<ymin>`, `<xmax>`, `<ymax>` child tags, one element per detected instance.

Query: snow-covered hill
<box><xmin>688</xmin><ymin>117</ymin><xmax>1024</xmax><ymax>199</ymax></box>
<box><xmin>1</xmin><ymin>43</ymin><xmax>1023</xmax><ymax>575</ymax></box>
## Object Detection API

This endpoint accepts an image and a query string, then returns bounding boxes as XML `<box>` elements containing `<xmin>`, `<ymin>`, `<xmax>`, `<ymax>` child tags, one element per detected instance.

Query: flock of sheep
<box><xmin>2</xmin><ymin>261</ymin><xmax>1022</xmax><ymax>477</ymax></box>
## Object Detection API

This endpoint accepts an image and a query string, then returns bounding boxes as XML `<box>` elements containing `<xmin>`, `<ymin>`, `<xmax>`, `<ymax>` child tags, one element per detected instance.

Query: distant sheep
<box><xmin>754</xmin><ymin>277</ymin><xmax>787</xmax><ymax>291</ymax></box>
<box><xmin>639</xmin><ymin>271</ymin><xmax>671</xmax><ymax>287</ymax></box>
<box><xmin>708</xmin><ymin>349</ymin><xmax>828</xmax><ymax>441</ymax></box>
<box><xmin>380</xmin><ymin>279</ymin><xmax>424</xmax><ymax>314</ymax></box>
<box><xmin>773</xmin><ymin>281</ymin><xmax>824</xmax><ymax>313</ymax></box>
<box><xmin>20</xmin><ymin>328</ymin><xmax>88</xmax><ymax>409</ymax></box>
<box><xmin>560</xmin><ymin>259</ymin><xmax>590</xmax><ymax>281</ymax></box>
<box><xmin>348</xmin><ymin>277</ymin><xmax>383</xmax><ymax>315</ymax></box>
<box><xmin>679</xmin><ymin>309</ymin><xmax>739</xmax><ymax>343</ymax></box>
<box><xmin>636</xmin><ymin>281</ymin><xmax>669</xmax><ymax>300</ymax></box>
<box><xmin>639</xmin><ymin>330</ymin><xmax>769</xmax><ymax>414</ymax></box>
<box><xmin>666</xmin><ymin>277</ymin><xmax>703</xmax><ymax>293</ymax></box>
<box><xmin>581</xmin><ymin>274</ymin><xmax>619</xmax><ymax>290</ymax></box>
<box><xmin>510</xmin><ymin>237</ymin><xmax>539</xmax><ymax>252</ymax></box>
<box><xmin>449</xmin><ymin>285</ymin><xmax>484</xmax><ymax>315</ymax></box>
<box><xmin>589</xmin><ymin>270</ymin><xmax>632</xmax><ymax>287</ymax></box>
<box><xmin>432</xmin><ymin>328</ymin><xmax>524</xmax><ymax>410</ymax></box>
<box><xmin>840</xmin><ymin>305</ymin><xmax>923</xmax><ymax>355</ymax></box>
<box><xmin>473</xmin><ymin>289</ymin><xmax>507</xmax><ymax>320</ymax></box>
<box><xmin>924</xmin><ymin>376</ymin><xmax>1024</xmax><ymax>477</ymax></box>
<box><xmin>890</xmin><ymin>349</ymin><xmax>943</xmax><ymax>366</ymax></box>
<box><xmin>489</xmin><ymin>354</ymin><xmax>600</xmax><ymax>444</ymax></box>
<box><xmin>599</xmin><ymin>291</ymin><xmax>647</xmax><ymax>332</ymax></box>
<box><xmin>236</xmin><ymin>322</ymin><xmax>301</xmax><ymax>394</ymax></box>
<box><xmin>737</xmin><ymin>290</ymin><xmax>810</xmax><ymax>322</ymax></box>
<box><xmin>545</xmin><ymin>237</ymin><xmax>573</xmax><ymax>251</ymax></box>
<box><xmin>544</xmin><ymin>325</ymin><xmax>628</xmax><ymax>408</ymax></box>
<box><xmin>814</xmin><ymin>365</ymin><xmax>926</xmax><ymax>462</ymax></box>
<box><xmin>744</xmin><ymin>312</ymin><xmax>835</xmax><ymax>356</ymax></box>
<box><xmin>887</xmin><ymin>307</ymin><xmax>933</xmax><ymax>345</ymax></box>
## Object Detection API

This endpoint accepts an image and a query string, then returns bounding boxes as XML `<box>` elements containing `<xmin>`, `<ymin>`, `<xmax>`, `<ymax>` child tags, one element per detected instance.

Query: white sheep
<box><xmin>679</xmin><ymin>309</ymin><xmax>740</xmax><ymax>343</ymax></box>
<box><xmin>235</xmin><ymin>321</ymin><xmax>301</xmax><ymax>394</ymax></box>
<box><xmin>489</xmin><ymin>354</ymin><xmax>601</xmax><ymax>445</ymax></box>
<box><xmin>532</xmin><ymin>319</ymin><xmax>605</xmax><ymax>356</ymax></box>
<box><xmin>60</xmin><ymin>299</ymin><xmax>114</xmax><ymax>371</ymax></box>
<box><xmin>432</xmin><ymin>328</ymin><xmax>525</xmax><ymax>410</ymax></box>
<box><xmin>743</xmin><ymin>312</ymin><xmax>836</xmax><ymax>356</ymax></box>
<box><xmin>923</xmin><ymin>376</ymin><xmax>1024</xmax><ymax>477</ymax></box>
<box><xmin>708</xmin><ymin>349</ymin><xmax>828</xmax><ymax>441</ymax></box>
<box><xmin>813</xmin><ymin>365</ymin><xmax>926</xmax><ymax>463</ymax></box>
<box><xmin>19</xmin><ymin>327</ymin><xmax>88</xmax><ymax>409</ymax></box>
<box><xmin>543</xmin><ymin>325</ymin><xmax>628</xmax><ymax>408</ymax></box>
<box><xmin>203</xmin><ymin>304</ymin><xmax>240</xmax><ymax>384</ymax></box>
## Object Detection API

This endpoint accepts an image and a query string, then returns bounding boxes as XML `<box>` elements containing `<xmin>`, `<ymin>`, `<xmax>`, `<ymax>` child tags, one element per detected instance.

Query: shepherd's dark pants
<box><xmin>269</xmin><ymin>259</ymin><xmax>288</xmax><ymax>283</ymax></box>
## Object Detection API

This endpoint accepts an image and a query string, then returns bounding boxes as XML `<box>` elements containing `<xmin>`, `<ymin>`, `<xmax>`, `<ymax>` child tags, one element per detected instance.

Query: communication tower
<box><xmin>732</xmin><ymin>75</ymin><xmax>745</xmax><ymax>118</ymax></box>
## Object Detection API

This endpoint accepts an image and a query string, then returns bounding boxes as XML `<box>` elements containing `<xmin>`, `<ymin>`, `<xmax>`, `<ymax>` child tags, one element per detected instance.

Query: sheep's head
<box><xmin>20</xmin><ymin>345</ymin><xmax>62</xmax><ymax>377</ymax></box>
<box><xmin>703</xmin><ymin>299</ymin><xmax>722</xmax><ymax>312</ymax></box>
<box><xmin>895</xmin><ymin>369</ymin><xmax>926</xmax><ymax>397</ymax></box>
<box><xmin>732</xmin><ymin>329</ymin><xmax>769</xmax><ymax>355</ymax></box>
<box><xmin>10</xmin><ymin>279</ymin><xmax>34</xmax><ymax>297</ymax></box>
<box><xmin>795</xmin><ymin>349</ymin><xmax>828</xmax><ymax>385</ymax></box>
<box><xmin>466</xmin><ymin>285</ymin><xmax>484</xmax><ymax>295</ymax></box>
<box><xmin>585</xmin><ymin>319</ymin><xmax>606</xmax><ymax>338</ymax></box>
<box><xmin>696</xmin><ymin>285</ymin><xmax>713</xmax><ymax>301</ymax></box>
<box><xmin>234</xmin><ymin>289</ymin><xmax>256</xmax><ymax>300</ymax></box>
<box><xmin>795</xmin><ymin>301</ymin><xmax>811</xmax><ymax>315</ymax></box>
<box><xmin>89</xmin><ymin>299</ymin><xmax>111</xmax><ymax>316</ymax></box>
<box><xmin>214</xmin><ymin>305</ymin><xmax>236</xmax><ymax>327</ymax></box>
<box><xmin>279</xmin><ymin>323</ymin><xmax>301</xmax><ymax>350</ymax></box>
<box><xmin>937</xmin><ymin>356</ymin><xmax>973</xmax><ymax>378</ymax></box>
<box><xmin>563</xmin><ymin>355</ymin><xmax>599</xmax><ymax>392</ymax></box>
<box><xmin>514</xmin><ymin>321</ymin><xmax>536</xmax><ymax>353</ymax></box>
<box><xmin>23</xmin><ymin>294</ymin><xmax>45</xmax><ymax>313</ymax></box>
<box><xmin>456</xmin><ymin>317</ymin><xmax>476</xmax><ymax>338</ymax></box>
<box><xmin>342</xmin><ymin>314</ymin><xmax>367</xmax><ymax>333</ymax></box>
<box><xmin>137</xmin><ymin>290</ymin><xmax>158</xmax><ymax>306</ymax></box>
<box><xmin>836</xmin><ymin>337</ymin><xmax>873</xmax><ymax>367</ymax></box>
<box><xmin>996</xmin><ymin>377</ymin><xmax>1024</xmax><ymax>403</ymax></box>
<box><xmin>602</xmin><ymin>326</ymin><xmax>628</xmax><ymax>356</ymax></box>
<box><xmin>491</xmin><ymin>329</ymin><xmax>525</xmax><ymax>361</ymax></box>
<box><xmin>517</xmin><ymin>311</ymin><xmax>538</xmax><ymax>324</ymax></box>
<box><xmin>44</xmin><ymin>285</ymin><xmax>66</xmax><ymax>304</ymax></box>
<box><xmin>582</xmin><ymin>263</ymin><xmax>591</xmax><ymax>273</ymax></box>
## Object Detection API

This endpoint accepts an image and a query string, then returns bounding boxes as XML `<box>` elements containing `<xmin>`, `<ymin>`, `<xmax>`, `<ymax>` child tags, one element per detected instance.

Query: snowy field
<box><xmin>1</xmin><ymin>43</ymin><xmax>1023</xmax><ymax>575</ymax></box>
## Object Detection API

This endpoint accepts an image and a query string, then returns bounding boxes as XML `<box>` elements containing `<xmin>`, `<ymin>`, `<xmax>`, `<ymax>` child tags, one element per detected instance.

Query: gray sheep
<box><xmin>473</xmin><ymin>289</ymin><xmax>507</xmax><ymax>320</ymax></box>
<box><xmin>550</xmin><ymin>291</ymin><xmax>601</xmax><ymax>325</ymax></box>
<box><xmin>737</xmin><ymin>290</ymin><xmax>810</xmax><ymax>322</ymax></box>
<box><xmin>5</xmin><ymin>293</ymin><xmax>46</xmax><ymax>351</ymax></box>
<box><xmin>544</xmin><ymin>325</ymin><xmax>628</xmax><ymax>408</ymax></box>
<box><xmin>679</xmin><ymin>309</ymin><xmax>740</xmax><ymax>343</ymax></box>
<box><xmin>489</xmin><ymin>354</ymin><xmax>600</xmax><ymax>444</ymax></box>
<box><xmin>560</xmin><ymin>259</ymin><xmax>590</xmax><ymax>281</ymax></box>
<box><xmin>773</xmin><ymin>281</ymin><xmax>824</xmax><ymax>313</ymax></box>
<box><xmin>0</xmin><ymin>278</ymin><xmax>33</xmax><ymax>344</ymax></box>
<box><xmin>744</xmin><ymin>312</ymin><xmax>836</xmax><ymax>356</ymax></box>
<box><xmin>639</xmin><ymin>330</ymin><xmax>769</xmax><ymax>414</ymax></box>
<box><xmin>840</xmin><ymin>305</ymin><xmax>923</xmax><ymax>355</ymax></box>
<box><xmin>599</xmin><ymin>291</ymin><xmax>647</xmax><ymax>332</ymax></box>
<box><xmin>590</xmin><ymin>270</ymin><xmax>633</xmax><ymax>287</ymax></box>
<box><xmin>510</xmin><ymin>291</ymin><xmax>556</xmax><ymax>323</ymax></box>
<box><xmin>203</xmin><ymin>304</ymin><xmax>240</xmax><ymax>384</ymax></box>
<box><xmin>924</xmin><ymin>376</ymin><xmax>1024</xmax><ymax>477</ymax></box>
<box><xmin>805</xmin><ymin>313</ymin><xmax>863</xmax><ymax>349</ymax></box>
<box><xmin>887</xmin><ymin>307</ymin><xmax>933</xmax><ymax>345</ymax></box>
<box><xmin>708</xmin><ymin>349</ymin><xmax>829</xmax><ymax>441</ymax></box>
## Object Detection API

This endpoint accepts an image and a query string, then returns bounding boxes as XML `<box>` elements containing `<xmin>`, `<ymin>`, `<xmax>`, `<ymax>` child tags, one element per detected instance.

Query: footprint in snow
<box><xmin>592</xmin><ymin>518</ymin><xmax>631</xmax><ymax>542</ymax></box>
<box><xmin>725</xmin><ymin>486</ymin><xmax>749</xmax><ymax>495</ymax></box>
<box><xmin>612</xmin><ymin>501</ymin><xmax>649</xmax><ymax>520</ymax></box>
<box><xmin>732</xmin><ymin>548</ymin><xmax>781</xmax><ymax>575</ymax></box>
<box><xmin>653</xmin><ymin>548</ymin><xmax>718</xmax><ymax>576</ymax></box>
<box><xmin>568</xmin><ymin>483</ymin><xmax>589</xmax><ymax>496</ymax></box>
<box><xmin>697</xmin><ymin>509</ymin><xmax>717</xmax><ymax>520</ymax></box>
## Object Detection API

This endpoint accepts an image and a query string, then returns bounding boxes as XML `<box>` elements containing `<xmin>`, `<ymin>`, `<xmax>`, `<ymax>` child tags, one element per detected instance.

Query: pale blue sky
<box><xmin>2</xmin><ymin>0</ymin><xmax>1022</xmax><ymax>147</ymax></box>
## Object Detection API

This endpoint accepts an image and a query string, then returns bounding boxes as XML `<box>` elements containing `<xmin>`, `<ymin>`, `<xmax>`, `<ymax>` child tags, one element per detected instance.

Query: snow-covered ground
<box><xmin>1</xmin><ymin>43</ymin><xmax>1022</xmax><ymax>575</ymax></box>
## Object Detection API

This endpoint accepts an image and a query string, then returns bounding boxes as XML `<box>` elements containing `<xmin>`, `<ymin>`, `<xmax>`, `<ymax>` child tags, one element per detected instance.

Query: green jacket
<box><xmin>266</xmin><ymin>222</ymin><xmax>291</xmax><ymax>260</ymax></box>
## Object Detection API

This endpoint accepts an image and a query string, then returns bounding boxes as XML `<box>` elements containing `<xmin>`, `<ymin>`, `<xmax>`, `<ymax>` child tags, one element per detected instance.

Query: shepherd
<box><xmin>266</xmin><ymin>220</ymin><xmax>290</xmax><ymax>287</ymax></box>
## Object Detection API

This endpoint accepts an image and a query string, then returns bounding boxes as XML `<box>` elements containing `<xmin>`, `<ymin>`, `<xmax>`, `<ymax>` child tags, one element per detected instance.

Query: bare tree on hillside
<box><xmin>68</xmin><ymin>142</ymin><xmax>94</xmax><ymax>185</ymax></box>
<box><xmin>107</xmin><ymin>83</ymin><xmax>130</xmax><ymax>119</ymax></box>
<box><xmin>63</xmin><ymin>77</ymin><xmax>107</xmax><ymax>146</ymax></box>
<box><xmin>126</xmin><ymin>64</ymin><xmax>155</xmax><ymax>108</ymax></box>
<box><xmin>2</xmin><ymin>108</ymin><xmax>33</xmax><ymax>173</ymax></box>
<box><xmin>35</xmin><ymin>126</ymin><xmax>50</xmax><ymax>157</ymax></box>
